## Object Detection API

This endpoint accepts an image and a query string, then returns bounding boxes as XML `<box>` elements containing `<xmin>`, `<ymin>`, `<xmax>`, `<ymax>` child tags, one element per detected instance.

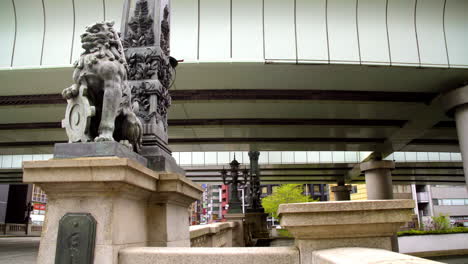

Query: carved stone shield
<box><xmin>62</xmin><ymin>86</ymin><xmax>96</xmax><ymax>143</ymax></box>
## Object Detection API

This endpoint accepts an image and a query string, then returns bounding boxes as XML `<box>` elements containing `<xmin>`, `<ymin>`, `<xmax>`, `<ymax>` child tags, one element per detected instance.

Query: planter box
<box><xmin>399</xmin><ymin>233</ymin><xmax>468</xmax><ymax>256</ymax></box>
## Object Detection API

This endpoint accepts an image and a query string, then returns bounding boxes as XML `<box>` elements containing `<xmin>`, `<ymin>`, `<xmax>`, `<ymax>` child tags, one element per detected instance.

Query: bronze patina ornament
<box><xmin>55</xmin><ymin>213</ymin><xmax>96</xmax><ymax>264</ymax></box>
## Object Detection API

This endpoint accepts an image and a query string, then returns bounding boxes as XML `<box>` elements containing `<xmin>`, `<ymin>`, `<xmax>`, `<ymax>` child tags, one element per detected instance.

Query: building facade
<box><xmin>416</xmin><ymin>185</ymin><xmax>468</xmax><ymax>227</ymax></box>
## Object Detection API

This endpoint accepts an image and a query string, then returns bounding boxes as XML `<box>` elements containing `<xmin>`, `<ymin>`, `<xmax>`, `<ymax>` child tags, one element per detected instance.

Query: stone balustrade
<box><xmin>0</xmin><ymin>223</ymin><xmax>42</xmax><ymax>236</ymax></box>
<box><xmin>189</xmin><ymin>222</ymin><xmax>236</xmax><ymax>247</ymax></box>
<box><xmin>118</xmin><ymin>200</ymin><xmax>442</xmax><ymax>264</ymax></box>
<box><xmin>118</xmin><ymin>246</ymin><xmax>441</xmax><ymax>264</ymax></box>
<box><xmin>311</xmin><ymin>247</ymin><xmax>441</xmax><ymax>264</ymax></box>
<box><xmin>119</xmin><ymin>247</ymin><xmax>300</xmax><ymax>264</ymax></box>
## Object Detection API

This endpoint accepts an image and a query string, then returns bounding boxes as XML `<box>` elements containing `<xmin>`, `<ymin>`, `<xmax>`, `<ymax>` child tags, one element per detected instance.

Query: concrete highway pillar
<box><xmin>331</xmin><ymin>185</ymin><xmax>352</xmax><ymax>201</ymax></box>
<box><xmin>441</xmin><ymin>85</ymin><xmax>468</xmax><ymax>186</ymax></box>
<box><xmin>360</xmin><ymin>160</ymin><xmax>395</xmax><ymax>200</ymax></box>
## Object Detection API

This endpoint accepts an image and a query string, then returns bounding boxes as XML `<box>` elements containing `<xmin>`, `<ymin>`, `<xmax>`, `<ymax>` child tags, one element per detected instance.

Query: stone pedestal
<box><xmin>147</xmin><ymin>173</ymin><xmax>202</xmax><ymax>246</ymax></box>
<box><xmin>441</xmin><ymin>85</ymin><xmax>468</xmax><ymax>186</ymax></box>
<box><xmin>224</xmin><ymin>213</ymin><xmax>245</xmax><ymax>247</ymax></box>
<box><xmin>140</xmin><ymin>145</ymin><xmax>185</xmax><ymax>175</ymax></box>
<box><xmin>331</xmin><ymin>185</ymin><xmax>352</xmax><ymax>201</ymax></box>
<box><xmin>54</xmin><ymin>142</ymin><xmax>148</xmax><ymax>167</ymax></box>
<box><xmin>278</xmin><ymin>200</ymin><xmax>414</xmax><ymax>264</ymax></box>
<box><xmin>23</xmin><ymin>157</ymin><xmax>202</xmax><ymax>264</ymax></box>
<box><xmin>245</xmin><ymin>212</ymin><xmax>269</xmax><ymax>239</ymax></box>
<box><xmin>360</xmin><ymin>160</ymin><xmax>395</xmax><ymax>200</ymax></box>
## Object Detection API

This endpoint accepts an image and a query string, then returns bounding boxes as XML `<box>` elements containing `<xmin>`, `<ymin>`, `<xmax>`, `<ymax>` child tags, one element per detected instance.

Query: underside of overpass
<box><xmin>0</xmin><ymin>0</ymin><xmax>468</xmax><ymax>186</ymax></box>
<box><xmin>0</xmin><ymin>63</ymin><xmax>467</xmax><ymax>155</ymax></box>
<box><xmin>0</xmin><ymin>161</ymin><xmax>464</xmax><ymax>185</ymax></box>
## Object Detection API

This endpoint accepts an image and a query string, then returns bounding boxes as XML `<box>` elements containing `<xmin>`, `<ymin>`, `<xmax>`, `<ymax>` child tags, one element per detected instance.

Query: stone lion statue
<box><xmin>61</xmin><ymin>21</ymin><xmax>142</xmax><ymax>152</ymax></box>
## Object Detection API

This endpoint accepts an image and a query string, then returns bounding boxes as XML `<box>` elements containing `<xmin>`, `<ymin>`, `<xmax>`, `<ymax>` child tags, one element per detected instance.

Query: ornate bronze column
<box><xmin>247</xmin><ymin>151</ymin><xmax>263</xmax><ymax>212</ymax></box>
<box><xmin>121</xmin><ymin>0</ymin><xmax>182</xmax><ymax>173</ymax></box>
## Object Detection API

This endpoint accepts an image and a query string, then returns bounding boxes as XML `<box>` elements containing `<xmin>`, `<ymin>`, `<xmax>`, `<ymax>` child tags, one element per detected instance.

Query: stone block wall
<box><xmin>189</xmin><ymin>222</ymin><xmax>236</xmax><ymax>247</ymax></box>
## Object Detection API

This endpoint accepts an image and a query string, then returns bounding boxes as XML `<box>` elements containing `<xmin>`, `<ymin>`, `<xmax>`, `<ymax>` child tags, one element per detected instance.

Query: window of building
<box><xmin>452</xmin><ymin>199</ymin><xmax>465</xmax><ymax>206</ymax></box>
<box><xmin>313</xmin><ymin>185</ymin><xmax>321</xmax><ymax>193</ymax></box>
<box><xmin>434</xmin><ymin>199</ymin><xmax>468</xmax><ymax>206</ymax></box>
<box><xmin>441</xmin><ymin>199</ymin><xmax>452</xmax><ymax>205</ymax></box>
<box><xmin>32</xmin><ymin>185</ymin><xmax>47</xmax><ymax>203</ymax></box>
<box><xmin>261</xmin><ymin>187</ymin><xmax>268</xmax><ymax>194</ymax></box>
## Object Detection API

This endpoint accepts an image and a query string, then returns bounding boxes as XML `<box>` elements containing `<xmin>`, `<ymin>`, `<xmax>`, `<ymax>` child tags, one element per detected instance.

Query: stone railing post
<box><xmin>224</xmin><ymin>213</ymin><xmax>245</xmax><ymax>246</ymax></box>
<box><xmin>147</xmin><ymin>173</ymin><xmax>203</xmax><ymax>247</ymax></box>
<box><xmin>278</xmin><ymin>200</ymin><xmax>414</xmax><ymax>264</ymax></box>
<box><xmin>189</xmin><ymin>222</ymin><xmax>236</xmax><ymax>247</ymax></box>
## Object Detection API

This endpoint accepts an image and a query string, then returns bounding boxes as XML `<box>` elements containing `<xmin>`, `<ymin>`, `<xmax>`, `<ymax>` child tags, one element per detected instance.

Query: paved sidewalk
<box><xmin>0</xmin><ymin>237</ymin><xmax>39</xmax><ymax>264</ymax></box>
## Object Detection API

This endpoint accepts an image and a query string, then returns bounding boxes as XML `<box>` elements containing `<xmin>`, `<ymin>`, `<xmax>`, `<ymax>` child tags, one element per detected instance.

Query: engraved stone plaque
<box><xmin>55</xmin><ymin>213</ymin><xmax>96</xmax><ymax>264</ymax></box>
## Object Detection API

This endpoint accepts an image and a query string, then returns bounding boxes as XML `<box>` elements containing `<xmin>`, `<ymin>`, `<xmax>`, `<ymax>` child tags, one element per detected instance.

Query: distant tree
<box><xmin>261</xmin><ymin>184</ymin><xmax>315</xmax><ymax>218</ymax></box>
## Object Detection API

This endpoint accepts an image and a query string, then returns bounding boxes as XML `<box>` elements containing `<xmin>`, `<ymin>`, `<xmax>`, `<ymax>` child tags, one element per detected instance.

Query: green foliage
<box><xmin>397</xmin><ymin>227</ymin><xmax>468</xmax><ymax>237</ymax></box>
<box><xmin>261</xmin><ymin>184</ymin><xmax>315</xmax><ymax>218</ymax></box>
<box><xmin>277</xmin><ymin>229</ymin><xmax>293</xmax><ymax>238</ymax></box>
<box><xmin>431</xmin><ymin>214</ymin><xmax>451</xmax><ymax>230</ymax></box>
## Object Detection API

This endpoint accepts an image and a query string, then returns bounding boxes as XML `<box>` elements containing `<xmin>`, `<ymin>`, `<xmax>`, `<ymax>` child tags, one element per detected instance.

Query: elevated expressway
<box><xmin>0</xmin><ymin>0</ymin><xmax>467</xmax><ymax>185</ymax></box>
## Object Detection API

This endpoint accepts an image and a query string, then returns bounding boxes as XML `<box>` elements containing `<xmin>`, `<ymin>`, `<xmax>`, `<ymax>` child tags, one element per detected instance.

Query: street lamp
<box><xmin>221</xmin><ymin>157</ymin><xmax>248</xmax><ymax>214</ymax></box>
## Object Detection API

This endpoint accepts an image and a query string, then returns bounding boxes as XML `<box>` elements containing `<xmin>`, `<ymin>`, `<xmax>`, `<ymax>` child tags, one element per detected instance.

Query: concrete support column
<box><xmin>441</xmin><ymin>85</ymin><xmax>468</xmax><ymax>185</ymax></box>
<box><xmin>331</xmin><ymin>185</ymin><xmax>352</xmax><ymax>201</ymax></box>
<box><xmin>360</xmin><ymin>160</ymin><xmax>395</xmax><ymax>200</ymax></box>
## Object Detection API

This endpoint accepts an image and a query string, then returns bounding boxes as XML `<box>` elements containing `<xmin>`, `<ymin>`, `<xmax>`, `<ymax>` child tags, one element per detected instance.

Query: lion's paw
<box><xmin>62</xmin><ymin>85</ymin><xmax>79</xmax><ymax>100</ymax></box>
<box><xmin>95</xmin><ymin>135</ymin><xmax>114</xmax><ymax>142</ymax></box>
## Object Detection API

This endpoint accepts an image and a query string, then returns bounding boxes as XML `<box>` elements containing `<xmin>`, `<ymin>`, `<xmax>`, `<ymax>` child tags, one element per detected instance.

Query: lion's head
<box><xmin>80</xmin><ymin>21</ymin><xmax>119</xmax><ymax>54</ymax></box>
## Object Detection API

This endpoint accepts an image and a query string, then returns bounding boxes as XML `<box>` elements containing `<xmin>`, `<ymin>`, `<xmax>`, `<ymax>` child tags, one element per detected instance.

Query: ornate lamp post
<box><xmin>247</xmin><ymin>151</ymin><xmax>263</xmax><ymax>212</ymax></box>
<box><xmin>221</xmin><ymin>157</ymin><xmax>248</xmax><ymax>214</ymax></box>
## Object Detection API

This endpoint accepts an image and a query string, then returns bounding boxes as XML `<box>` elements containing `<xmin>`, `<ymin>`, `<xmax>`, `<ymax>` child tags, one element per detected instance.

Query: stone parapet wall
<box><xmin>118</xmin><ymin>246</ymin><xmax>441</xmax><ymax>264</ymax></box>
<box><xmin>0</xmin><ymin>223</ymin><xmax>42</xmax><ymax>236</ymax></box>
<box><xmin>311</xmin><ymin>247</ymin><xmax>441</xmax><ymax>264</ymax></box>
<box><xmin>119</xmin><ymin>247</ymin><xmax>300</xmax><ymax>264</ymax></box>
<box><xmin>189</xmin><ymin>222</ymin><xmax>236</xmax><ymax>247</ymax></box>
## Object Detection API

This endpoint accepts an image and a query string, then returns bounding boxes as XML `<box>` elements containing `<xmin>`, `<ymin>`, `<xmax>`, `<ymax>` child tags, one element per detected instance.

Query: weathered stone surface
<box><xmin>224</xmin><ymin>213</ymin><xmax>246</xmax><ymax>247</ymax></box>
<box><xmin>146</xmin><ymin>172</ymin><xmax>203</xmax><ymax>247</ymax></box>
<box><xmin>119</xmin><ymin>247</ymin><xmax>300</xmax><ymax>264</ymax></box>
<box><xmin>23</xmin><ymin>157</ymin><xmax>203</xmax><ymax>264</ymax></box>
<box><xmin>23</xmin><ymin>157</ymin><xmax>157</xmax><ymax>191</ymax></box>
<box><xmin>312</xmin><ymin>247</ymin><xmax>443</xmax><ymax>264</ymax></box>
<box><xmin>190</xmin><ymin>222</ymin><xmax>236</xmax><ymax>247</ymax></box>
<box><xmin>62</xmin><ymin>21</ymin><xmax>143</xmax><ymax>152</ymax></box>
<box><xmin>54</xmin><ymin>142</ymin><xmax>148</xmax><ymax>167</ymax></box>
<box><xmin>279</xmin><ymin>199</ymin><xmax>414</xmax><ymax>214</ymax></box>
<box><xmin>279</xmin><ymin>200</ymin><xmax>415</xmax><ymax>263</ymax></box>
